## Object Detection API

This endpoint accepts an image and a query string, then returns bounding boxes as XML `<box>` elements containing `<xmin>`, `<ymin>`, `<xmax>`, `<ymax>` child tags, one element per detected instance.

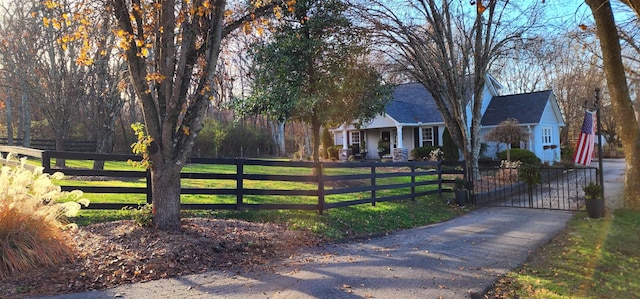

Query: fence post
<box><xmin>42</xmin><ymin>151</ymin><xmax>51</xmax><ymax>174</ymax></box>
<box><xmin>371</xmin><ymin>165</ymin><xmax>376</xmax><ymax>206</ymax></box>
<box><xmin>236</xmin><ymin>158</ymin><xmax>244</xmax><ymax>210</ymax></box>
<box><xmin>438</xmin><ymin>162</ymin><xmax>443</xmax><ymax>200</ymax></box>
<box><xmin>317</xmin><ymin>162</ymin><xmax>325</xmax><ymax>214</ymax></box>
<box><xmin>146</xmin><ymin>170</ymin><xmax>152</xmax><ymax>204</ymax></box>
<box><xmin>411</xmin><ymin>164</ymin><xmax>416</xmax><ymax>201</ymax></box>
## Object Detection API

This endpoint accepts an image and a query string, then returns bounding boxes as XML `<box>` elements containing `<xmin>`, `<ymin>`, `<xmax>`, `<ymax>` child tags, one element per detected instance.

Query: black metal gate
<box><xmin>470</xmin><ymin>164</ymin><xmax>599</xmax><ymax>211</ymax></box>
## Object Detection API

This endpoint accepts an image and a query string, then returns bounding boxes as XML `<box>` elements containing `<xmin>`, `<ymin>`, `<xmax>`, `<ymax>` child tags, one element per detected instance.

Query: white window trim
<box><xmin>350</xmin><ymin>131</ymin><xmax>360</xmax><ymax>145</ymax></box>
<box><xmin>542</xmin><ymin>127</ymin><xmax>552</xmax><ymax>145</ymax></box>
<box><xmin>421</xmin><ymin>127</ymin><xmax>434</xmax><ymax>147</ymax></box>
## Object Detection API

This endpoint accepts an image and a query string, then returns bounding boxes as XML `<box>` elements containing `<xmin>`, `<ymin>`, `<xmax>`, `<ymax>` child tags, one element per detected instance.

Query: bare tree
<box><xmin>0</xmin><ymin>2</ymin><xmax>38</xmax><ymax>147</ymax></box>
<box><xmin>78</xmin><ymin>6</ymin><xmax>127</xmax><ymax>169</ymax></box>
<box><xmin>483</xmin><ymin>118</ymin><xmax>530</xmax><ymax>162</ymax></box>
<box><xmin>356</xmin><ymin>0</ymin><xmax>541</xmax><ymax>177</ymax></box>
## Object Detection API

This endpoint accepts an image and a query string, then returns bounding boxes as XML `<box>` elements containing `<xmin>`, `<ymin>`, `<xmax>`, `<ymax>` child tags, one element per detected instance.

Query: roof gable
<box><xmin>481</xmin><ymin>90</ymin><xmax>554</xmax><ymax>126</ymax></box>
<box><xmin>386</xmin><ymin>82</ymin><xmax>443</xmax><ymax>124</ymax></box>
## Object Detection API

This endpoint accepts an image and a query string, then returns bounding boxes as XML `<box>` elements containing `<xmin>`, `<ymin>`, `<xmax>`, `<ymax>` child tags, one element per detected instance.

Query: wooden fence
<box><xmin>0</xmin><ymin>138</ymin><xmax>96</xmax><ymax>152</ymax></box>
<box><xmin>0</xmin><ymin>146</ymin><xmax>465</xmax><ymax>213</ymax></box>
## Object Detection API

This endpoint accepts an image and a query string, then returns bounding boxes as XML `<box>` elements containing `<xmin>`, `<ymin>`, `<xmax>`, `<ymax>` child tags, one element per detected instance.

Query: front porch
<box><xmin>333</xmin><ymin>124</ymin><xmax>443</xmax><ymax>162</ymax></box>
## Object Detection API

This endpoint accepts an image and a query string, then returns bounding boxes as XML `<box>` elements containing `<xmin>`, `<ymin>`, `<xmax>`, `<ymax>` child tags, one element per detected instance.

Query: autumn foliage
<box><xmin>0</xmin><ymin>155</ymin><xmax>88</xmax><ymax>279</ymax></box>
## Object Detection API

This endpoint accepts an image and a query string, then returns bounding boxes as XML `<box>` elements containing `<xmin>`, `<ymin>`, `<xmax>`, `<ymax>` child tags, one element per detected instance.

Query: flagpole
<box><xmin>594</xmin><ymin>88</ymin><xmax>605</xmax><ymax>215</ymax></box>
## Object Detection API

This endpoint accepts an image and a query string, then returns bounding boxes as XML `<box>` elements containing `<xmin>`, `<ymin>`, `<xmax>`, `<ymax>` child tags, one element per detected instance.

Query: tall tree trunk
<box><xmin>93</xmin><ymin>128</ymin><xmax>114</xmax><ymax>170</ymax></box>
<box><xmin>311</xmin><ymin>113</ymin><xmax>321</xmax><ymax>162</ymax></box>
<box><xmin>587</xmin><ymin>0</ymin><xmax>640</xmax><ymax>209</ymax></box>
<box><xmin>150</xmin><ymin>160</ymin><xmax>182</xmax><ymax>230</ymax></box>
<box><xmin>54</xmin><ymin>133</ymin><xmax>66</xmax><ymax>168</ymax></box>
<box><xmin>269</xmin><ymin>120</ymin><xmax>286</xmax><ymax>157</ymax></box>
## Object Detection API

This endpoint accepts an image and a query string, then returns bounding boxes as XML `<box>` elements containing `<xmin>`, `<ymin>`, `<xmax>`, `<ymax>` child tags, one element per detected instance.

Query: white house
<box><xmin>331</xmin><ymin>76</ymin><xmax>565</xmax><ymax>164</ymax></box>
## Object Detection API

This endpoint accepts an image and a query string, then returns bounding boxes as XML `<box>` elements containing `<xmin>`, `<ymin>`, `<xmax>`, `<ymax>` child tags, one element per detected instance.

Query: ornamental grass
<box><xmin>0</xmin><ymin>155</ymin><xmax>89</xmax><ymax>279</ymax></box>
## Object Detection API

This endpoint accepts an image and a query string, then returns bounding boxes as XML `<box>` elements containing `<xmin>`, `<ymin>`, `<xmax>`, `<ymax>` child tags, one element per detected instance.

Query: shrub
<box><xmin>411</xmin><ymin>146</ymin><xmax>440</xmax><ymax>161</ymax></box>
<box><xmin>321</xmin><ymin>127</ymin><xmax>334</xmax><ymax>159</ymax></box>
<box><xmin>220</xmin><ymin>124</ymin><xmax>275</xmax><ymax>158</ymax></box>
<box><xmin>0</xmin><ymin>156</ymin><xmax>88</xmax><ymax>279</ymax></box>
<box><xmin>193</xmin><ymin>118</ymin><xmax>226</xmax><ymax>157</ymax></box>
<box><xmin>519</xmin><ymin>163</ymin><xmax>542</xmax><ymax>186</ymax></box>
<box><xmin>497</xmin><ymin>148</ymin><xmax>541</xmax><ymax>166</ymax></box>
<box><xmin>326</xmin><ymin>145</ymin><xmax>341</xmax><ymax>160</ymax></box>
<box><xmin>493</xmin><ymin>160</ymin><xmax>520</xmax><ymax>183</ymax></box>
<box><xmin>441</xmin><ymin>127</ymin><xmax>460</xmax><ymax>161</ymax></box>
<box><xmin>583</xmin><ymin>182</ymin><xmax>603</xmax><ymax>199</ymax></box>
<box><xmin>561</xmin><ymin>145</ymin><xmax>574</xmax><ymax>162</ymax></box>
<box><xmin>122</xmin><ymin>203</ymin><xmax>153</xmax><ymax>227</ymax></box>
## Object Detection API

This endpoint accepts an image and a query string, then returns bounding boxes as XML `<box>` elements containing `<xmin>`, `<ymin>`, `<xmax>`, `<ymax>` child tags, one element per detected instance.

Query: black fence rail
<box><xmin>0</xmin><ymin>138</ymin><xmax>96</xmax><ymax>152</ymax></box>
<box><xmin>0</xmin><ymin>146</ymin><xmax>465</xmax><ymax>213</ymax></box>
<box><xmin>471</xmin><ymin>165</ymin><xmax>598</xmax><ymax>211</ymax></box>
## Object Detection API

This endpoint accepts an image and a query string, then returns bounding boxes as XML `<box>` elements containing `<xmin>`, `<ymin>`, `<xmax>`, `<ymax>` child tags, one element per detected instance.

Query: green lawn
<box><xmin>485</xmin><ymin>209</ymin><xmax>640</xmax><ymax>298</ymax></box>
<box><xmin>53</xmin><ymin>159</ymin><xmax>463</xmax><ymax>240</ymax></box>
<box><xmin>53</xmin><ymin>159</ymin><xmax>447</xmax><ymax>206</ymax></box>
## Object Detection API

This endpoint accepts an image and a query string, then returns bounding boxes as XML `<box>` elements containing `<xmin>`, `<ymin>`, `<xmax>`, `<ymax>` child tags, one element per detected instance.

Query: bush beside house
<box><xmin>498</xmin><ymin>148</ymin><xmax>541</xmax><ymax>166</ymax></box>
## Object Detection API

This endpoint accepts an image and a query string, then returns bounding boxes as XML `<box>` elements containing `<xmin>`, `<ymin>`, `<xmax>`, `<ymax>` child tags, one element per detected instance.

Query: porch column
<box><xmin>339</xmin><ymin>124</ymin><xmax>350</xmax><ymax>161</ymax></box>
<box><xmin>342</xmin><ymin>125</ymin><xmax>348</xmax><ymax>149</ymax></box>
<box><xmin>396</xmin><ymin>125</ymin><xmax>404</xmax><ymax>148</ymax></box>
<box><xmin>393</xmin><ymin>125</ymin><xmax>408</xmax><ymax>162</ymax></box>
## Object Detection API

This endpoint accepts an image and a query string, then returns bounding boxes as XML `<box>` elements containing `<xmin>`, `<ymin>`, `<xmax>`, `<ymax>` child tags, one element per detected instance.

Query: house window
<box><xmin>542</xmin><ymin>127</ymin><xmax>552</xmax><ymax>145</ymax></box>
<box><xmin>350</xmin><ymin>131</ymin><xmax>360</xmax><ymax>145</ymax></box>
<box><xmin>421</xmin><ymin>127</ymin><xmax>434</xmax><ymax>147</ymax></box>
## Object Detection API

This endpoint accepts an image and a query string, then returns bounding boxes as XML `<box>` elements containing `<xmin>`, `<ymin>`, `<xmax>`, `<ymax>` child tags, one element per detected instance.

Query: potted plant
<box><xmin>377</xmin><ymin>139</ymin><xmax>389</xmax><ymax>159</ymax></box>
<box><xmin>359</xmin><ymin>140</ymin><xmax>367</xmax><ymax>159</ymax></box>
<box><xmin>453</xmin><ymin>178</ymin><xmax>467</xmax><ymax>206</ymax></box>
<box><xmin>583</xmin><ymin>182</ymin><xmax>604</xmax><ymax>219</ymax></box>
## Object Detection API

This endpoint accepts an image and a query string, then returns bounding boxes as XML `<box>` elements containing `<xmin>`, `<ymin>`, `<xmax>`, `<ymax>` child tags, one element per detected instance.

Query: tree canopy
<box><xmin>238</xmin><ymin>0</ymin><xmax>391</xmax><ymax>161</ymax></box>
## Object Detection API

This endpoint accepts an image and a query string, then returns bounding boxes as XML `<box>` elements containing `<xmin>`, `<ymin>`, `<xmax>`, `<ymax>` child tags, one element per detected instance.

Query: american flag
<box><xmin>573</xmin><ymin>110</ymin><xmax>596</xmax><ymax>166</ymax></box>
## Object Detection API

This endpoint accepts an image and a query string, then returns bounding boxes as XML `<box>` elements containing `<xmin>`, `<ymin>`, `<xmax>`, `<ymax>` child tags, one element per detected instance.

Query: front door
<box><xmin>380</xmin><ymin>131</ymin><xmax>391</xmax><ymax>155</ymax></box>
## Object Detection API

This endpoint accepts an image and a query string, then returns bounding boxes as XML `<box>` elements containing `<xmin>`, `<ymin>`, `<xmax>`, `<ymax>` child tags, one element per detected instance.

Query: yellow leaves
<box><xmin>182</xmin><ymin>126</ymin><xmax>191</xmax><ymax>136</ymax></box>
<box><xmin>76</xmin><ymin>54</ymin><xmax>93</xmax><ymax>66</ymax></box>
<box><xmin>43</xmin><ymin>17</ymin><xmax>50</xmax><ymax>27</ymax></box>
<box><xmin>52</xmin><ymin>18</ymin><xmax>61</xmax><ymax>30</ymax></box>
<box><xmin>242</xmin><ymin>22</ymin><xmax>253</xmax><ymax>35</ymax></box>
<box><xmin>44</xmin><ymin>0</ymin><xmax>59</xmax><ymax>9</ymax></box>
<box><xmin>224</xmin><ymin>9</ymin><xmax>233</xmax><ymax>17</ymax></box>
<box><xmin>286</xmin><ymin>0</ymin><xmax>297</xmax><ymax>13</ymax></box>
<box><xmin>274</xmin><ymin>6</ymin><xmax>283</xmax><ymax>19</ymax></box>
<box><xmin>146</xmin><ymin>73</ymin><xmax>166</xmax><ymax>83</ymax></box>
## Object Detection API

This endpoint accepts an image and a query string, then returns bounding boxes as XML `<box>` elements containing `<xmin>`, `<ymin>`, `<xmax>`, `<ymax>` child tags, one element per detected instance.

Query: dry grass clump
<box><xmin>0</xmin><ymin>155</ymin><xmax>89</xmax><ymax>279</ymax></box>
<box><xmin>494</xmin><ymin>160</ymin><xmax>521</xmax><ymax>183</ymax></box>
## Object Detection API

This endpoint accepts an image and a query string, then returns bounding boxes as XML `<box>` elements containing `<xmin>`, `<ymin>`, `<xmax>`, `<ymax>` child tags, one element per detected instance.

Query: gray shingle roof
<box><xmin>481</xmin><ymin>90</ymin><xmax>553</xmax><ymax>126</ymax></box>
<box><xmin>386</xmin><ymin>82</ymin><xmax>443</xmax><ymax>124</ymax></box>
